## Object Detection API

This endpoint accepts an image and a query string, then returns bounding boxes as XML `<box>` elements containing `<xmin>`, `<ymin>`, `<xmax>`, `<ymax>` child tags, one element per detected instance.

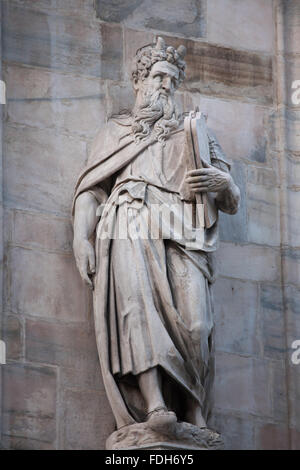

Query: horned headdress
<box><xmin>132</xmin><ymin>36</ymin><xmax>187</xmax><ymax>85</ymax></box>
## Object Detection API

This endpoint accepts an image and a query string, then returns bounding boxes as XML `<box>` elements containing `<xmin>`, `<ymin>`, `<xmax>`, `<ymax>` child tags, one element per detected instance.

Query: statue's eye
<box><xmin>154</xmin><ymin>74</ymin><xmax>162</xmax><ymax>81</ymax></box>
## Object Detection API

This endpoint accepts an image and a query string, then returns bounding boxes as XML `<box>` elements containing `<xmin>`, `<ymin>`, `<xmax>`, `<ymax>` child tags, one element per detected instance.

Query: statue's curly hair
<box><xmin>132</xmin><ymin>37</ymin><xmax>186</xmax><ymax>87</ymax></box>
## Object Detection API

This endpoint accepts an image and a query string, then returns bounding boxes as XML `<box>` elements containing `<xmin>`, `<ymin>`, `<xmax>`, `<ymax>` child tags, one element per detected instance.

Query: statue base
<box><xmin>106</xmin><ymin>421</ymin><xmax>224</xmax><ymax>450</ymax></box>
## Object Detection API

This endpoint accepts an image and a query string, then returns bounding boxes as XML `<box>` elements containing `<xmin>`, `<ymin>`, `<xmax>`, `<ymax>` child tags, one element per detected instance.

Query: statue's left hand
<box><xmin>185</xmin><ymin>161</ymin><xmax>231</xmax><ymax>193</ymax></box>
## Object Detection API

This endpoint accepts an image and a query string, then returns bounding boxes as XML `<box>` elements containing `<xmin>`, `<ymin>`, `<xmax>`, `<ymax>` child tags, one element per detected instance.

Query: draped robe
<box><xmin>72</xmin><ymin>115</ymin><xmax>230</xmax><ymax>429</ymax></box>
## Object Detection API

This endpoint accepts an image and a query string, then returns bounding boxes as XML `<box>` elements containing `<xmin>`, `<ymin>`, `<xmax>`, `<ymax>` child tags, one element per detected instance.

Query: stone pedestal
<box><xmin>106</xmin><ymin>422</ymin><xmax>224</xmax><ymax>450</ymax></box>
<box><xmin>123</xmin><ymin>442</ymin><xmax>207</xmax><ymax>450</ymax></box>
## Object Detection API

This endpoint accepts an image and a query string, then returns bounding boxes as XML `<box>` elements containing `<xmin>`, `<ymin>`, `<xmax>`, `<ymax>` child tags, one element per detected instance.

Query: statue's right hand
<box><xmin>73</xmin><ymin>238</ymin><xmax>95</xmax><ymax>290</ymax></box>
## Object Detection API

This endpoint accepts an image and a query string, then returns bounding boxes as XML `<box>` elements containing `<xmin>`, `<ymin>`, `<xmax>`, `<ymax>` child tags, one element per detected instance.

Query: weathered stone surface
<box><xmin>247</xmin><ymin>165</ymin><xmax>278</xmax><ymax>188</ymax></box>
<box><xmin>96</xmin><ymin>0</ymin><xmax>206</xmax><ymax>39</ymax></box>
<box><xmin>2</xmin><ymin>2</ymin><xmax>102</xmax><ymax>77</ymax></box>
<box><xmin>282</xmin><ymin>0</ymin><xmax>300</xmax><ymax>55</ymax></box>
<box><xmin>187</xmin><ymin>95</ymin><xmax>269</xmax><ymax>162</ymax></box>
<box><xmin>214</xmin><ymin>352</ymin><xmax>272</xmax><ymax>417</ymax></box>
<box><xmin>11</xmin><ymin>0</ymin><xmax>95</xmax><ymax>16</ymax></box>
<box><xmin>61</xmin><ymin>389</ymin><xmax>115</xmax><ymax>450</ymax></box>
<box><xmin>287</xmin><ymin>153</ymin><xmax>300</xmax><ymax>190</ymax></box>
<box><xmin>4</xmin><ymin>125</ymin><xmax>87</xmax><ymax>215</ymax></box>
<box><xmin>99</xmin><ymin>23</ymin><xmax>123</xmax><ymax>81</ymax></box>
<box><xmin>213</xmin><ymin>278</ymin><xmax>259</xmax><ymax>356</ymax></box>
<box><xmin>4</xmin><ymin>64</ymin><xmax>107</xmax><ymax>138</ymax></box>
<box><xmin>216</xmin><ymin>243</ymin><xmax>280</xmax><ymax>282</ymax></box>
<box><xmin>285</xmin><ymin>109</ymin><xmax>300</xmax><ymax>153</ymax></box>
<box><xmin>25</xmin><ymin>318</ymin><xmax>99</xmax><ymax>371</ymax></box>
<box><xmin>260</xmin><ymin>284</ymin><xmax>286</xmax><ymax>360</ymax></box>
<box><xmin>8</xmin><ymin>247</ymin><xmax>90</xmax><ymax>321</ymax></box>
<box><xmin>1</xmin><ymin>435</ymin><xmax>55</xmax><ymax>450</ymax></box>
<box><xmin>271</xmin><ymin>362</ymin><xmax>289</xmax><ymax>423</ymax></box>
<box><xmin>219</xmin><ymin>160</ymin><xmax>247</xmax><ymax>243</ymax></box>
<box><xmin>210</xmin><ymin>412</ymin><xmax>255</xmax><ymax>450</ymax></box>
<box><xmin>2</xmin><ymin>314</ymin><xmax>23</xmax><ymax>360</ymax></box>
<box><xmin>207</xmin><ymin>0</ymin><xmax>274</xmax><ymax>53</ymax></box>
<box><xmin>13</xmin><ymin>210</ymin><xmax>73</xmax><ymax>253</ymax></box>
<box><xmin>255</xmin><ymin>424</ymin><xmax>289</xmax><ymax>450</ymax></box>
<box><xmin>59</xmin><ymin>364</ymin><xmax>103</xmax><ymax>392</ymax></box>
<box><xmin>285</xmin><ymin>285</ymin><xmax>300</xmax><ymax>341</ymax></box>
<box><xmin>285</xmin><ymin>55</ymin><xmax>300</xmax><ymax>109</ymax></box>
<box><xmin>287</xmin><ymin>363</ymin><xmax>300</xmax><ymax>430</ymax></box>
<box><xmin>2</xmin><ymin>363</ymin><xmax>57</xmax><ymax>443</ymax></box>
<box><xmin>107</xmin><ymin>422</ymin><xmax>223</xmax><ymax>450</ymax></box>
<box><xmin>106</xmin><ymin>82</ymin><xmax>135</xmax><ymax>118</ymax></box>
<box><xmin>282</xmin><ymin>248</ymin><xmax>300</xmax><ymax>287</ymax></box>
<box><xmin>165</xmin><ymin>36</ymin><xmax>273</xmax><ymax>104</ymax></box>
<box><xmin>291</xmin><ymin>428</ymin><xmax>300</xmax><ymax>450</ymax></box>
<box><xmin>286</xmin><ymin>190</ymin><xmax>300</xmax><ymax>247</ymax></box>
<box><xmin>247</xmin><ymin>184</ymin><xmax>281</xmax><ymax>246</ymax></box>
<box><xmin>123</xmin><ymin>28</ymin><xmax>155</xmax><ymax>81</ymax></box>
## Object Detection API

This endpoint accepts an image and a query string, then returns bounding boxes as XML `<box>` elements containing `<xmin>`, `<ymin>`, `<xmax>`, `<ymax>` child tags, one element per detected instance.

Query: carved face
<box><xmin>135</xmin><ymin>60</ymin><xmax>180</xmax><ymax>98</ymax></box>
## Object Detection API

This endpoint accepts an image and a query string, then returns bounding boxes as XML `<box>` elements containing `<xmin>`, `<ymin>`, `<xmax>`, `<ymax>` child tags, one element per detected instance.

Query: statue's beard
<box><xmin>132</xmin><ymin>89</ymin><xmax>180</xmax><ymax>144</ymax></box>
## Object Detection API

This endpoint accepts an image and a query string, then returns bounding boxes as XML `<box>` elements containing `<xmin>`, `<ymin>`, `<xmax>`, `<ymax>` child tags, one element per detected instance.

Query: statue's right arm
<box><xmin>73</xmin><ymin>191</ymin><xmax>100</xmax><ymax>289</ymax></box>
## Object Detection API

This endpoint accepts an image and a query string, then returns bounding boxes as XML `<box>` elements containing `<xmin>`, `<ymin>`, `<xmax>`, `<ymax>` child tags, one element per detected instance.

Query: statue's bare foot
<box><xmin>146</xmin><ymin>407</ymin><xmax>177</xmax><ymax>433</ymax></box>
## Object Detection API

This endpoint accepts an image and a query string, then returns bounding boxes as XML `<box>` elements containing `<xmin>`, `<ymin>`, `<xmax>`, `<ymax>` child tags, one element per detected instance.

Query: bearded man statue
<box><xmin>72</xmin><ymin>37</ymin><xmax>240</xmax><ymax>449</ymax></box>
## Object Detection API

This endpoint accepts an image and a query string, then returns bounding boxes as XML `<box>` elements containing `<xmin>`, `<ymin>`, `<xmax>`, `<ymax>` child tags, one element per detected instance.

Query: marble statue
<box><xmin>72</xmin><ymin>37</ymin><xmax>240</xmax><ymax>450</ymax></box>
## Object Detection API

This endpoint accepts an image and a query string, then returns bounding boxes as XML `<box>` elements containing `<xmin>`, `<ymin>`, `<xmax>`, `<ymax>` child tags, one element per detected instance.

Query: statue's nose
<box><xmin>162</xmin><ymin>76</ymin><xmax>172</xmax><ymax>92</ymax></box>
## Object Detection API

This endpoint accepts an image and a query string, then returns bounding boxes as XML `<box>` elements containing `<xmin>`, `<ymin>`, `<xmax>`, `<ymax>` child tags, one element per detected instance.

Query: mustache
<box><xmin>132</xmin><ymin>89</ymin><xmax>180</xmax><ymax>144</ymax></box>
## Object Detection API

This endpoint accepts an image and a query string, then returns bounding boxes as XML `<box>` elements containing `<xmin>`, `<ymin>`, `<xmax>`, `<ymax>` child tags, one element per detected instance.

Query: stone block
<box><xmin>4</xmin><ymin>125</ymin><xmax>87</xmax><ymax>215</ymax></box>
<box><xmin>187</xmin><ymin>95</ymin><xmax>269</xmax><ymax>163</ymax></box>
<box><xmin>11</xmin><ymin>0</ymin><xmax>95</xmax><ymax>17</ymax></box>
<box><xmin>285</xmin><ymin>109</ymin><xmax>300</xmax><ymax>153</ymax></box>
<box><xmin>4</xmin><ymin>64</ymin><xmax>107</xmax><ymax>138</ymax></box>
<box><xmin>247</xmin><ymin>183</ymin><xmax>281</xmax><ymax>247</ymax></box>
<box><xmin>286</xmin><ymin>190</ymin><xmax>300</xmax><ymax>247</ymax></box>
<box><xmin>165</xmin><ymin>37</ymin><xmax>273</xmax><ymax>104</ymax></box>
<box><xmin>2</xmin><ymin>2</ymin><xmax>102</xmax><ymax>77</ymax></box>
<box><xmin>271</xmin><ymin>362</ymin><xmax>289</xmax><ymax>423</ymax></box>
<box><xmin>61</xmin><ymin>389</ymin><xmax>115</xmax><ymax>450</ymax></box>
<box><xmin>106</xmin><ymin>82</ymin><xmax>135</xmax><ymax>118</ymax></box>
<box><xmin>207</xmin><ymin>0</ymin><xmax>274</xmax><ymax>53</ymax></box>
<box><xmin>260</xmin><ymin>284</ymin><xmax>286</xmax><ymax>360</ymax></box>
<box><xmin>247</xmin><ymin>165</ymin><xmax>278</xmax><ymax>188</ymax></box>
<box><xmin>2</xmin><ymin>314</ymin><xmax>23</xmax><ymax>360</ymax></box>
<box><xmin>99</xmin><ymin>23</ymin><xmax>123</xmax><ymax>81</ymax></box>
<box><xmin>214</xmin><ymin>352</ymin><xmax>272</xmax><ymax>417</ymax></box>
<box><xmin>285</xmin><ymin>285</ymin><xmax>300</xmax><ymax>342</ymax></box>
<box><xmin>291</xmin><ymin>428</ymin><xmax>300</xmax><ymax>450</ymax></box>
<box><xmin>59</xmin><ymin>364</ymin><xmax>103</xmax><ymax>392</ymax></box>
<box><xmin>285</xmin><ymin>55</ymin><xmax>300</xmax><ymax>109</ymax></box>
<box><xmin>124</xmin><ymin>28</ymin><xmax>155</xmax><ymax>81</ymax></box>
<box><xmin>213</xmin><ymin>278</ymin><xmax>259</xmax><ymax>356</ymax></box>
<box><xmin>287</xmin><ymin>153</ymin><xmax>300</xmax><ymax>190</ymax></box>
<box><xmin>255</xmin><ymin>424</ymin><xmax>289</xmax><ymax>450</ymax></box>
<box><xmin>1</xmin><ymin>435</ymin><xmax>55</xmax><ymax>450</ymax></box>
<box><xmin>13</xmin><ymin>210</ymin><xmax>73</xmax><ymax>253</ymax></box>
<box><xmin>219</xmin><ymin>160</ymin><xmax>247</xmax><ymax>243</ymax></box>
<box><xmin>282</xmin><ymin>0</ymin><xmax>300</xmax><ymax>55</ymax></box>
<box><xmin>8</xmin><ymin>247</ymin><xmax>90</xmax><ymax>322</ymax></box>
<box><xmin>2</xmin><ymin>363</ymin><xmax>57</xmax><ymax>443</ymax></box>
<box><xmin>95</xmin><ymin>0</ymin><xmax>206</xmax><ymax>39</ymax></box>
<box><xmin>216</xmin><ymin>243</ymin><xmax>280</xmax><ymax>282</ymax></box>
<box><xmin>210</xmin><ymin>412</ymin><xmax>255</xmax><ymax>450</ymax></box>
<box><xmin>25</xmin><ymin>318</ymin><xmax>100</xmax><ymax>373</ymax></box>
<box><xmin>287</xmin><ymin>363</ymin><xmax>300</xmax><ymax>430</ymax></box>
<box><xmin>282</xmin><ymin>249</ymin><xmax>300</xmax><ymax>288</ymax></box>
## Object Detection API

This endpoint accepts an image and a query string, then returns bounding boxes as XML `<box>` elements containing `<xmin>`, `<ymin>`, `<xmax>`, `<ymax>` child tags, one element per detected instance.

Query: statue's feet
<box><xmin>146</xmin><ymin>407</ymin><xmax>177</xmax><ymax>433</ymax></box>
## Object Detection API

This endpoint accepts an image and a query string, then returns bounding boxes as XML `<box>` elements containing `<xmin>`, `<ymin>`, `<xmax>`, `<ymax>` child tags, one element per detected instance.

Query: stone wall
<box><xmin>0</xmin><ymin>0</ymin><xmax>3</xmax><ymax>449</ymax></box>
<box><xmin>0</xmin><ymin>0</ymin><xmax>299</xmax><ymax>450</ymax></box>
